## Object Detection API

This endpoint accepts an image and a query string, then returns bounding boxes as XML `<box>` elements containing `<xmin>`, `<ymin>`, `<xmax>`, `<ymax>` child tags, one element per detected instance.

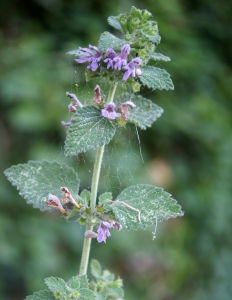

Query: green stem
<box><xmin>79</xmin><ymin>82</ymin><xmax>118</xmax><ymax>276</ymax></box>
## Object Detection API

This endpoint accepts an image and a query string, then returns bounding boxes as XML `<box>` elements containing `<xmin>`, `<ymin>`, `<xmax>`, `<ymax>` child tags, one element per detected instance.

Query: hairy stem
<box><xmin>79</xmin><ymin>82</ymin><xmax>118</xmax><ymax>275</ymax></box>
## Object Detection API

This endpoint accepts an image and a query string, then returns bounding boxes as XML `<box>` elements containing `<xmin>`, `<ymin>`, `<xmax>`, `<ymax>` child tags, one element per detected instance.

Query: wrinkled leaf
<box><xmin>67</xmin><ymin>276</ymin><xmax>80</xmax><ymax>289</ymax></box>
<box><xmin>79</xmin><ymin>288</ymin><xmax>96</xmax><ymax>300</ymax></box>
<box><xmin>98</xmin><ymin>32</ymin><xmax>127</xmax><ymax>52</ymax></box>
<box><xmin>149</xmin><ymin>52</ymin><xmax>171</xmax><ymax>62</ymax></box>
<box><xmin>140</xmin><ymin>66</ymin><xmax>174</xmax><ymax>90</ymax></box>
<box><xmin>91</xmin><ymin>259</ymin><xmax>102</xmax><ymax>278</ymax></box>
<box><xmin>80</xmin><ymin>189</ymin><xmax>91</xmax><ymax>206</ymax></box>
<box><xmin>116</xmin><ymin>93</ymin><xmax>163</xmax><ymax>129</ymax></box>
<box><xmin>4</xmin><ymin>161</ymin><xmax>79</xmax><ymax>211</ymax></box>
<box><xmin>25</xmin><ymin>289</ymin><xmax>55</xmax><ymax>300</ymax></box>
<box><xmin>107</xmin><ymin>16</ymin><xmax>123</xmax><ymax>32</ymax></box>
<box><xmin>98</xmin><ymin>192</ymin><xmax>113</xmax><ymax>206</ymax></box>
<box><xmin>45</xmin><ymin>277</ymin><xmax>67</xmax><ymax>295</ymax></box>
<box><xmin>110</xmin><ymin>184</ymin><xmax>184</xmax><ymax>230</ymax></box>
<box><xmin>64</xmin><ymin>106</ymin><xmax>116</xmax><ymax>156</ymax></box>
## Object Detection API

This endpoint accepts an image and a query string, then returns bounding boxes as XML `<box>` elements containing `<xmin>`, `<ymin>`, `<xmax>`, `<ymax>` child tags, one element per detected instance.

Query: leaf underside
<box><xmin>110</xmin><ymin>184</ymin><xmax>184</xmax><ymax>230</ymax></box>
<box><xmin>4</xmin><ymin>160</ymin><xmax>79</xmax><ymax>211</ymax></box>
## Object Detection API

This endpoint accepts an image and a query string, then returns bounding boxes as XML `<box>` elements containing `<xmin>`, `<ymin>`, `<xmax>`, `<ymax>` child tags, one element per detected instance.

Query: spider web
<box><xmin>58</xmin><ymin>63</ymin><xmax>163</xmax><ymax>200</ymax></box>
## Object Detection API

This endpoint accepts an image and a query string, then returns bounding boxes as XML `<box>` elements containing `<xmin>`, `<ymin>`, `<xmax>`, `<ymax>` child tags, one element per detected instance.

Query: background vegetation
<box><xmin>1</xmin><ymin>0</ymin><xmax>232</xmax><ymax>299</ymax></box>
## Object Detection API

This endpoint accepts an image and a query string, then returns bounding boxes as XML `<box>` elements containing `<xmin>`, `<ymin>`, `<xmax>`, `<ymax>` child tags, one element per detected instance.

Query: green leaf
<box><xmin>110</xmin><ymin>184</ymin><xmax>184</xmax><ymax>230</ymax></box>
<box><xmin>67</xmin><ymin>276</ymin><xmax>80</xmax><ymax>290</ymax></box>
<box><xmin>95</xmin><ymin>292</ymin><xmax>107</xmax><ymax>300</ymax></box>
<box><xmin>64</xmin><ymin>106</ymin><xmax>116</xmax><ymax>156</ymax></box>
<box><xmin>80</xmin><ymin>189</ymin><xmax>91</xmax><ymax>206</ymax></box>
<box><xmin>25</xmin><ymin>289</ymin><xmax>55</xmax><ymax>300</ymax></box>
<box><xmin>91</xmin><ymin>259</ymin><xmax>102</xmax><ymax>278</ymax></box>
<box><xmin>66</xmin><ymin>49</ymin><xmax>83</xmax><ymax>56</ymax></box>
<box><xmin>79</xmin><ymin>275</ymin><xmax>89</xmax><ymax>289</ymax></box>
<box><xmin>101</xmin><ymin>270</ymin><xmax>115</xmax><ymax>282</ymax></box>
<box><xmin>98</xmin><ymin>32</ymin><xmax>127</xmax><ymax>52</ymax></box>
<box><xmin>45</xmin><ymin>277</ymin><xmax>67</xmax><ymax>295</ymax></box>
<box><xmin>149</xmin><ymin>52</ymin><xmax>171</xmax><ymax>62</ymax></box>
<box><xmin>142</xmin><ymin>32</ymin><xmax>161</xmax><ymax>45</ymax></box>
<box><xmin>79</xmin><ymin>288</ymin><xmax>96</xmax><ymax>300</ymax></box>
<box><xmin>140</xmin><ymin>66</ymin><xmax>174</xmax><ymax>90</ymax></box>
<box><xmin>116</xmin><ymin>93</ymin><xmax>163</xmax><ymax>129</ymax></box>
<box><xmin>107</xmin><ymin>16</ymin><xmax>123</xmax><ymax>32</ymax></box>
<box><xmin>105</xmin><ymin>286</ymin><xmax>124</xmax><ymax>298</ymax></box>
<box><xmin>4</xmin><ymin>161</ymin><xmax>79</xmax><ymax>211</ymax></box>
<box><xmin>98</xmin><ymin>192</ymin><xmax>113</xmax><ymax>206</ymax></box>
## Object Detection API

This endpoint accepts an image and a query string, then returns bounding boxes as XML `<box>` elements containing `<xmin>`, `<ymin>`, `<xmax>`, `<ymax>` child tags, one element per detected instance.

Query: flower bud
<box><xmin>135</xmin><ymin>68</ymin><xmax>142</xmax><ymax>76</ymax></box>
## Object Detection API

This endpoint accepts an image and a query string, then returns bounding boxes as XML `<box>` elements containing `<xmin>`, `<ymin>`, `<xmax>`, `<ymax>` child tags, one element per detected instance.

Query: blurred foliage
<box><xmin>0</xmin><ymin>0</ymin><xmax>232</xmax><ymax>300</ymax></box>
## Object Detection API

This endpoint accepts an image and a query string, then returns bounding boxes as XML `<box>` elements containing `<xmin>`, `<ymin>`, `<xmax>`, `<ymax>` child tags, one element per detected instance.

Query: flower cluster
<box><xmin>101</xmin><ymin>100</ymin><xmax>136</xmax><ymax>120</ymax></box>
<box><xmin>85</xmin><ymin>220</ymin><xmax>122</xmax><ymax>244</ymax></box>
<box><xmin>75</xmin><ymin>44</ymin><xmax>142</xmax><ymax>81</ymax></box>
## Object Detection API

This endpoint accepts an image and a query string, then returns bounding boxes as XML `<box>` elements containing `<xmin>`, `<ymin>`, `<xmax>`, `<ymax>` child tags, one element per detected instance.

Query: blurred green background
<box><xmin>1</xmin><ymin>0</ymin><xmax>232</xmax><ymax>299</ymax></box>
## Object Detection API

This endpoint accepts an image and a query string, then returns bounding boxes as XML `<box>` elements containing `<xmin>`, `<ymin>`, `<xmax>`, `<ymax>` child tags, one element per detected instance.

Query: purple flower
<box><xmin>101</xmin><ymin>102</ymin><xmax>117</xmax><ymax>120</ymax></box>
<box><xmin>113</xmin><ymin>44</ymin><xmax>130</xmax><ymax>70</ymax></box>
<box><xmin>97</xmin><ymin>221</ymin><xmax>113</xmax><ymax>243</ymax></box>
<box><xmin>123</xmin><ymin>57</ymin><xmax>142</xmax><ymax>81</ymax></box>
<box><xmin>104</xmin><ymin>48</ymin><xmax>117</xmax><ymax>69</ymax></box>
<box><xmin>120</xmin><ymin>101</ymin><xmax>136</xmax><ymax>120</ymax></box>
<box><xmin>66</xmin><ymin>92</ymin><xmax>83</xmax><ymax>108</ymax></box>
<box><xmin>61</xmin><ymin>121</ymin><xmax>71</xmax><ymax>126</ymax></box>
<box><xmin>75</xmin><ymin>45</ymin><xmax>102</xmax><ymax>71</ymax></box>
<box><xmin>97</xmin><ymin>221</ymin><xmax>122</xmax><ymax>243</ymax></box>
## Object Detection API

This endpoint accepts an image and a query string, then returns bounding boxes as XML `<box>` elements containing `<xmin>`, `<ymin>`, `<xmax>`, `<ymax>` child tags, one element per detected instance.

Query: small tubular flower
<box><xmin>113</xmin><ymin>44</ymin><xmax>130</xmax><ymax>70</ymax></box>
<box><xmin>123</xmin><ymin>57</ymin><xmax>142</xmax><ymax>81</ymax></box>
<box><xmin>46</xmin><ymin>193</ymin><xmax>66</xmax><ymax>214</ymax></box>
<box><xmin>75</xmin><ymin>45</ymin><xmax>102</xmax><ymax>71</ymax></box>
<box><xmin>120</xmin><ymin>101</ymin><xmax>136</xmax><ymax>120</ymax></box>
<box><xmin>93</xmin><ymin>85</ymin><xmax>102</xmax><ymax>105</ymax></box>
<box><xmin>104</xmin><ymin>48</ymin><xmax>117</xmax><ymax>69</ymax></box>
<box><xmin>97</xmin><ymin>221</ymin><xmax>114</xmax><ymax>243</ymax></box>
<box><xmin>101</xmin><ymin>102</ymin><xmax>117</xmax><ymax>120</ymax></box>
<box><xmin>97</xmin><ymin>221</ymin><xmax>122</xmax><ymax>243</ymax></box>
<box><xmin>66</xmin><ymin>92</ymin><xmax>83</xmax><ymax>108</ymax></box>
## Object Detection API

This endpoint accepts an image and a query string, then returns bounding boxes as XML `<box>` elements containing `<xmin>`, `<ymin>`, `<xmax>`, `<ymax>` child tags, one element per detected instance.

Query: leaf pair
<box><xmin>64</xmin><ymin>94</ymin><xmax>163</xmax><ymax>156</ymax></box>
<box><xmin>4</xmin><ymin>161</ymin><xmax>183</xmax><ymax>231</ymax></box>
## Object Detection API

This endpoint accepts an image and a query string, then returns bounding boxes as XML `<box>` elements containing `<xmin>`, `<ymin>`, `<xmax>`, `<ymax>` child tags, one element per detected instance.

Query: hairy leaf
<box><xmin>79</xmin><ymin>288</ymin><xmax>96</xmax><ymax>300</ymax></box>
<box><xmin>149</xmin><ymin>52</ymin><xmax>171</xmax><ymax>62</ymax></box>
<box><xmin>4</xmin><ymin>161</ymin><xmax>79</xmax><ymax>211</ymax></box>
<box><xmin>140</xmin><ymin>66</ymin><xmax>174</xmax><ymax>90</ymax></box>
<box><xmin>64</xmin><ymin>106</ymin><xmax>116</xmax><ymax>156</ymax></box>
<box><xmin>66</xmin><ymin>49</ymin><xmax>84</xmax><ymax>56</ymax></box>
<box><xmin>110</xmin><ymin>184</ymin><xmax>184</xmax><ymax>230</ymax></box>
<box><xmin>80</xmin><ymin>189</ymin><xmax>91</xmax><ymax>206</ymax></box>
<box><xmin>98</xmin><ymin>192</ymin><xmax>113</xmax><ymax>206</ymax></box>
<box><xmin>91</xmin><ymin>259</ymin><xmax>102</xmax><ymax>278</ymax></box>
<box><xmin>78</xmin><ymin>275</ymin><xmax>89</xmax><ymax>289</ymax></box>
<box><xmin>116</xmin><ymin>93</ymin><xmax>163</xmax><ymax>129</ymax></box>
<box><xmin>142</xmin><ymin>31</ymin><xmax>161</xmax><ymax>45</ymax></box>
<box><xmin>107</xmin><ymin>16</ymin><xmax>123</xmax><ymax>32</ymax></box>
<box><xmin>98</xmin><ymin>32</ymin><xmax>126</xmax><ymax>52</ymax></box>
<box><xmin>67</xmin><ymin>276</ymin><xmax>80</xmax><ymax>289</ymax></box>
<box><xmin>45</xmin><ymin>277</ymin><xmax>67</xmax><ymax>295</ymax></box>
<box><xmin>25</xmin><ymin>289</ymin><xmax>55</xmax><ymax>300</ymax></box>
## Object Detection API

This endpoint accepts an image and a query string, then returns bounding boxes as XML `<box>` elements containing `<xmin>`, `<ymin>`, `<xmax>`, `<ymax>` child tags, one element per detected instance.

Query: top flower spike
<box><xmin>68</xmin><ymin>6</ymin><xmax>174</xmax><ymax>92</ymax></box>
<box><xmin>75</xmin><ymin>45</ymin><xmax>102</xmax><ymax>71</ymax></box>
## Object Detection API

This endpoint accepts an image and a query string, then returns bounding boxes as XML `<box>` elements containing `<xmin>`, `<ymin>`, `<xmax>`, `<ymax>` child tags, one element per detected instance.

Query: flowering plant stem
<box><xmin>79</xmin><ymin>82</ymin><xmax>118</xmax><ymax>276</ymax></box>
